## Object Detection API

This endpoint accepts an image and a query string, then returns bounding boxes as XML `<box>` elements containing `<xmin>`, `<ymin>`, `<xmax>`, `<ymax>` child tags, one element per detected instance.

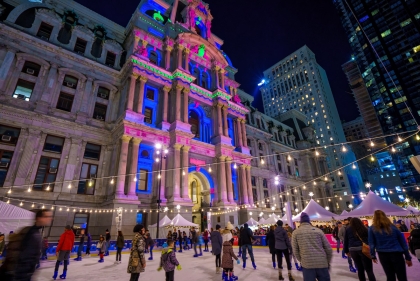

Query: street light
<box><xmin>365</xmin><ymin>182</ymin><xmax>372</xmax><ymax>189</ymax></box>
<box><xmin>155</xmin><ymin>143</ymin><xmax>168</xmax><ymax>239</ymax></box>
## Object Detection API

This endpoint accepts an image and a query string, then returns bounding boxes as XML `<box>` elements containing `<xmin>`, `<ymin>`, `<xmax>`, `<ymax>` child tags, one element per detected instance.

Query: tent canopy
<box><xmin>405</xmin><ymin>205</ymin><xmax>420</xmax><ymax>215</ymax></box>
<box><xmin>148</xmin><ymin>214</ymin><xmax>198</xmax><ymax>238</ymax></box>
<box><xmin>170</xmin><ymin>214</ymin><xmax>199</xmax><ymax>227</ymax></box>
<box><xmin>349</xmin><ymin>191</ymin><xmax>409</xmax><ymax>217</ymax></box>
<box><xmin>258</xmin><ymin>217</ymin><xmax>266</xmax><ymax>224</ymax></box>
<box><xmin>0</xmin><ymin>201</ymin><xmax>35</xmax><ymax>236</ymax></box>
<box><xmin>340</xmin><ymin>210</ymin><xmax>349</xmax><ymax>216</ymax></box>
<box><xmin>245</xmin><ymin>217</ymin><xmax>259</xmax><ymax>226</ymax></box>
<box><xmin>149</xmin><ymin>215</ymin><xmax>172</xmax><ymax>228</ymax></box>
<box><xmin>292</xmin><ymin>199</ymin><xmax>338</xmax><ymax>222</ymax></box>
<box><xmin>263</xmin><ymin>215</ymin><xmax>279</xmax><ymax>225</ymax></box>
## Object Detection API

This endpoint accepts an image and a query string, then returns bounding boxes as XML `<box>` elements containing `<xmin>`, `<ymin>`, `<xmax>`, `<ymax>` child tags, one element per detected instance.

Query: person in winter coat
<box><xmin>211</xmin><ymin>224</ymin><xmax>223</xmax><ymax>274</ymax></box>
<box><xmin>0</xmin><ymin>210</ymin><xmax>52</xmax><ymax>281</ymax></box>
<box><xmin>105</xmin><ymin>229</ymin><xmax>111</xmax><ymax>256</ymax></box>
<box><xmin>191</xmin><ymin>227</ymin><xmax>200</xmax><ymax>257</ymax></box>
<box><xmin>332</xmin><ymin>222</ymin><xmax>342</xmax><ymax>253</ymax></box>
<box><xmin>157</xmin><ymin>239</ymin><xmax>181</xmax><ymax>281</ymax></box>
<box><xmin>182</xmin><ymin>231</ymin><xmax>189</xmax><ymax>250</ymax></box>
<box><xmin>287</xmin><ymin>232</ymin><xmax>301</xmax><ymax>271</ymax></box>
<box><xmin>400</xmin><ymin>221</ymin><xmax>409</xmax><ymax>233</ymax></box>
<box><xmin>145</xmin><ymin>230</ymin><xmax>154</xmax><ymax>260</ymax></box>
<box><xmin>408</xmin><ymin>223</ymin><xmax>420</xmax><ymax>262</ymax></box>
<box><xmin>266</xmin><ymin>225</ymin><xmax>276</xmax><ymax>268</ymax></box>
<box><xmin>221</xmin><ymin>229</ymin><xmax>239</xmax><ymax>281</ymax></box>
<box><xmin>203</xmin><ymin>229</ymin><xmax>210</xmax><ymax>252</ymax></box>
<box><xmin>85</xmin><ymin>232</ymin><xmax>92</xmax><ymax>257</ymax></box>
<box><xmin>96</xmin><ymin>236</ymin><xmax>106</xmax><ymax>263</ymax></box>
<box><xmin>274</xmin><ymin>220</ymin><xmax>294</xmax><ymax>281</ymax></box>
<box><xmin>338</xmin><ymin>218</ymin><xmax>357</xmax><ymax>272</ymax></box>
<box><xmin>53</xmin><ymin>225</ymin><xmax>75</xmax><ymax>280</ymax></box>
<box><xmin>239</xmin><ymin>223</ymin><xmax>256</xmax><ymax>269</ymax></box>
<box><xmin>171</xmin><ymin>229</ymin><xmax>178</xmax><ymax>252</ymax></box>
<box><xmin>344</xmin><ymin>217</ymin><xmax>376</xmax><ymax>281</ymax></box>
<box><xmin>74</xmin><ymin>229</ymin><xmax>85</xmax><ymax>261</ymax></box>
<box><xmin>177</xmin><ymin>230</ymin><xmax>183</xmax><ymax>253</ymax></box>
<box><xmin>292</xmin><ymin>212</ymin><xmax>332</xmax><ymax>281</ymax></box>
<box><xmin>116</xmin><ymin>230</ymin><xmax>125</xmax><ymax>264</ymax></box>
<box><xmin>127</xmin><ymin>224</ymin><xmax>146</xmax><ymax>281</ymax></box>
<box><xmin>237</xmin><ymin>227</ymin><xmax>243</xmax><ymax>256</ymax></box>
<box><xmin>369</xmin><ymin>210</ymin><xmax>412</xmax><ymax>281</ymax></box>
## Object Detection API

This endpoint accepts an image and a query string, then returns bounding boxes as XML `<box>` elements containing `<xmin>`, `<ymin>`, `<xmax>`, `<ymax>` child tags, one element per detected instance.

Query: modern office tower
<box><xmin>260</xmin><ymin>45</ymin><xmax>364</xmax><ymax>202</ymax></box>
<box><xmin>334</xmin><ymin>0</ymin><xmax>420</xmax><ymax>187</ymax></box>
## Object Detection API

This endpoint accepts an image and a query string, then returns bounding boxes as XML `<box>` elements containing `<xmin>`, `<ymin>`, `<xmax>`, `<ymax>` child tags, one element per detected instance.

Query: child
<box><xmin>287</xmin><ymin>232</ymin><xmax>302</xmax><ymax>271</ymax></box>
<box><xmin>158</xmin><ymin>239</ymin><xmax>181</xmax><ymax>281</ymax></box>
<box><xmin>97</xmin><ymin>236</ymin><xmax>106</xmax><ymax>263</ymax></box>
<box><xmin>221</xmin><ymin>229</ymin><xmax>239</xmax><ymax>281</ymax></box>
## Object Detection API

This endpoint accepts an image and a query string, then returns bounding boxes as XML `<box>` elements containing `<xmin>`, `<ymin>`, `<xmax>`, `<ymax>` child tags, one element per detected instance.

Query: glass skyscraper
<box><xmin>334</xmin><ymin>0</ymin><xmax>420</xmax><ymax>187</ymax></box>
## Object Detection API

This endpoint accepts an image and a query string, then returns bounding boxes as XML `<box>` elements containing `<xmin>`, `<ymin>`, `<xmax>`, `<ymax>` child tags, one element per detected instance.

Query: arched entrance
<box><xmin>188</xmin><ymin>167</ymin><xmax>214</xmax><ymax>231</ymax></box>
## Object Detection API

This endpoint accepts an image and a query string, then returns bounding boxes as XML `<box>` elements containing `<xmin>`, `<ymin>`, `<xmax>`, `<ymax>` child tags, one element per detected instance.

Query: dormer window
<box><xmin>105</xmin><ymin>52</ymin><xmax>116</xmax><ymax>67</ymax></box>
<box><xmin>74</xmin><ymin>38</ymin><xmax>87</xmax><ymax>55</ymax></box>
<box><xmin>22</xmin><ymin>61</ymin><xmax>41</xmax><ymax>77</ymax></box>
<box><xmin>97</xmin><ymin>87</ymin><xmax>110</xmax><ymax>100</ymax></box>
<box><xmin>149</xmin><ymin>51</ymin><xmax>158</xmax><ymax>65</ymax></box>
<box><xmin>37</xmin><ymin>22</ymin><xmax>53</xmax><ymax>40</ymax></box>
<box><xmin>63</xmin><ymin>75</ymin><xmax>78</xmax><ymax>89</ymax></box>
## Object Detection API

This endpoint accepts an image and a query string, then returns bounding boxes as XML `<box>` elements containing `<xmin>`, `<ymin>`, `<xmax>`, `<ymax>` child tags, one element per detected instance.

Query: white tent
<box><xmin>245</xmin><ymin>217</ymin><xmax>259</xmax><ymax>227</ymax></box>
<box><xmin>405</xmin><ymin>205</ymin><xmax>420</xmax><ymax>215</ymax></box>
<box><xmin>0</xmin><ymin>201</ymin><xmax>35</xmax><ymax>236</ymax></box>
<box><xmin>149</xmin><ymin>215</ymin><xmax>172</xmax><ymax>228</ymax></box>
<box><xmin>292</xmin><ymin>199</ymin><xmax>338</xmax><ymax>222</ymax></box>
<box><xmin>340</xmin><ymin>210</ymin><xmax>349</xmax><ymax>216</ymax></box>
<box><xmin>148</xmin><ymin>215</ymin><xmax>173</xmax><ymax>238</ymax></box>
<box><xmin>170</xmin><ymin>214</ymin><xmax>199</xmax><ymax>228</ymax></box>
<box><xmin>280</xmin><ymin>214</ymin><xmax>290</xmax><ymax>224</ymax></box>
<box><xmin>258</xmin><ymin>217</ymin><xmax>266</xmax><ymax>224</ymax></box>
<box><xmin>149</xmin><ymin>214</ymin><xmax>198</xmax><ymax>239</ymax></box>
<box><xmin>263</xmin><ymin>215</ymin><xmax>279</xmax><ymax>225</ymax></box>
<box><xmin>349</xmin><ymin>191</ymin><xmax>409</xmax><ymax>217</ymax></box>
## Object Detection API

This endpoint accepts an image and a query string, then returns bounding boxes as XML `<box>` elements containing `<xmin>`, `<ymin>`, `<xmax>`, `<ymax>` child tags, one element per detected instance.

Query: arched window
<box><xmin>189</xmin><ymin>111</ymin><xmax>200</xmax><ymax>139</ymax></box>
<box><xmin>193</xmin><ymin>68</ymin><xmax>200</xmax><ymax>85</ymax></box>
<box><xmin>149</xmin><ymin>51</ymin><xmax>158</xmax><ymax>65</ymax></box>
<box><xmin>201</xmin><ymin>72</ymin><xmax>208</xmax><ymax>89</ymax></box>
<box><xmin>140</xmin><ymin>150</ymin><xmax>149</xmax><ymax>159</ymax></box>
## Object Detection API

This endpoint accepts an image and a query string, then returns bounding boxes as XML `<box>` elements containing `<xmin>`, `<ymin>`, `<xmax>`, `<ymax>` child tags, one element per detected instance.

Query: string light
<box><xmin>233</xmin><ymin>163</ymin><xmax>237</xmax><ymax>169</ymax></box>
<box><xmin>370</xmin><ymin>155</ymin><xmax>375</xmax><ymax>161</ymax></box>
<box><xmin>352</xmin><ymin>163</ymin><xmax>356</xmax><ymax>169</ymax></box>
<box><xmin>287</xmin><ymin>155</ymin><xmax>292</xmax><ymax>161</ymax></box>
<box><xmin>370</xmin><ymin>140</ymin><xmax>375</xmax><ymax>147</ymax></box>
<box><xmin>67</xmin><ymin>183</ymin><xmax>71</xmax><ymax>189</ymax></box>
<box><xmin>46</xmin><ymin>184</ymin><xmax>50</xmax><ymax>191</ymax></box>
<box><xmin>110</xmin><ymin>178</ymin><xmax>115</xmax><ymax>184</ymax></box>
<box><xmin>208</xmin><ymin>166</ymin><xmax>212</xmax><ymax>173</ymax></box>
<box><xmin>338</xmin><ymin>170</ymin><xmax>342</xmax><ymax>175</ymax></box>
<box><xmin>158</xmin><ymin>174</ymin><xmax>161</xmax><ymax>179</ymax></box>
<box><xmin>88</xmin><ymin>179</ymin><xmax>93</xmax><ymax>187</ymax></box>
<box><xmin>7</xmin><ymin>189</ymin><xmax>11</xmax><ymax>194</ymax></box>
<box><xmin>260</xmin><ymin>158</ymin><xmax>265</xmax><ymax>164</ymax></box>
<box><xmin>6</xmin><ymin>199</ymin><xmax>10</xmax><ymax>204</ymax></box>
<box><xmin>315</xmin><ymin>150</ymin><xmax>320</xmax><ymax>156</ymax></box>
<box><xmin>391</xmin><ymin>147</ymin><xmax>396</xmax><ymax>153</ymax></box>
<box><xmin>19</xmin><ymin>201</ymin><xmax>23</xmax><ymax>206</ymax></box>
<box><xmin>342</xmin><ymin>145</ymin><xmax>347</xmax><ymax>152</ymax></box>
<box><xmin>133</xmin><ymin>175</ymin><xmax>137</xmax><ymax>182</ymax></box>
<box><xmin>32</xmin><ymin>203</ymin><xmax>35</xmax><ymax>208</ymax></box>
<box><xmin>182</xmin><ymin>171</ymin><xmax>185</xmax><ymax>176</ymax></box>
<box><xmin>27</xmin><ymin>187</ymin><xmax>31</xmax><ymax>192</ymax></box>
<box><xmin>398</xmin><ymin>135</ymin><xmax>402</xmax><ymax>142</ymax></box>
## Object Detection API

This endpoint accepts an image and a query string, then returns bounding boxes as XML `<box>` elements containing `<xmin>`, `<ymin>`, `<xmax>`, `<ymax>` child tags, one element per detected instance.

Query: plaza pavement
<box><xmin>32</xmin><ymin>246</ymin><xmax>419</xmax><ymax>281</ymax></box>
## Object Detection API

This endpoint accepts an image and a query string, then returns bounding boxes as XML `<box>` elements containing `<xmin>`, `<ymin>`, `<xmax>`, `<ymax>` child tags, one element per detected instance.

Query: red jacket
<box><xmin>56</xmin><ymin>230</ymin><xmax>75</xmax><ymax>252</ymax></box>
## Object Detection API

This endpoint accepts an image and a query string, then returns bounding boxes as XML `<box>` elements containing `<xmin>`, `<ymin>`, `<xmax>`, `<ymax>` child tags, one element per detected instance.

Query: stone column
<box><xmin>170</xmin><ymin>0</ymin><xmax>179</xmax><ymax>23</ymax></box>
<box><xmin>176</xmin><ymin>44</ymin><xmax>184</xmax><ymax>70</ymax></box>
<box><xmin>220</xmin><ymin>69</ymin><xmax>226</xmax><ymax>89</ymax></box>
<box><xmin>184</xmin><ymin>48</ymin><xmax>190</xmax><ymax>73</ymax></box>
<box><xmin>116</xmin><ymin>135</ymin><xmax>132</xmax><ymax>197</ymax></box>
<box><xmin>136</xmin><ymin>76</ymin><xmax>148</xmax><ymax>114</ymax></box>
<box><xmin>218</xmin><ymin>156</ymin><xmax>228</xmax><ymax>203</ymax></box>
<box><xmin>181</xmin><ymin>146</ymin><xmax>190</xmax><ymax>200</ymax></box>
<box><xmin>241</xmin><ymin>120</ymin><xmax>248</xmax><ymax>147</ymax></box>
<box><xmin>162</xmin><ymin>86</ymin><xmax>170</xmax><ymax>123</ymax></box>
<box><xmin>240</xmin><ymin>165</ymin><xmax>249</xmax><ymax>204</ymax></box>
<box><xmin>213</xmin><ymin>65</ymin><xmax>220</xmax><ymax>89</ymax></box>
<box><xmin>174</xmin><ymin>84</ymin><xmax>183</xmax><ymax>121</ymax></box>
<box><xmin>0</xmin><ymin>48</ymin><xmax>16</xmax><ymax>91</ymax></box>
<box><xmin>172</xmin><ymin>144</ymin><xmax>182</xmax><ymax>199</ymax></box>
<box><xmin>216</xmin><ymin>104</ymin><xmax>223</xmax><ymax>136</ymax></box>
<box><xmin>246</xmin><ymin>165</ymin><xmax>254</xmax><ymax>205</ymax></box>
<box><xmin>226</xmin><ymin>157</ymin><xmax>234</xmax><ymax>203</ymax></box>
<box><xmin>128</xmin><ymin>138</ymin><xmax>141</xmax><ymax>196</ymax></box>
<box><xmin>160</xmin><ymin>155</ymin><xmax>167</xmax><ymax>201</ymax></box>
<box><xmin>79</xmin><ymin>77</ymin><xmax>93</xmax><ymax>114</ymax></box>
<box><xmin>126</xmin><ymin>74</ymin><xmax>138</xmax><ymax>111</ymax></box>
<box><xmin>222</xmin><ymin>105</ymin><xmax>229</xmax><ymax>137</ymax></box>
<box><xmin>183</xmin><ymin>87</ymin><xmax>190</xmax><ymax>123</ymax></box>
<box><xmin>164</xmin><ymin>45</ymin><xmax>173</xmax><ymax>70</ymax></box>
<box><xmin>236</xmin><ymin>118</ymin><xmax>243</xmax><ymax>147</ymax></box>
<box><xmin>132</xmin><ymin>32</ymin><xmax>140</xmax><ymax>55</ymax></box>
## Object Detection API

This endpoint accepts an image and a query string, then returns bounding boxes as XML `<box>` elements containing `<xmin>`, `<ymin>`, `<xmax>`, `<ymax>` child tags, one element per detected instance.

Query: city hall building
<box><xmin>0</xmin><ymin>0</ymin><xmax>328</xmax><ymax>239</ymax></box>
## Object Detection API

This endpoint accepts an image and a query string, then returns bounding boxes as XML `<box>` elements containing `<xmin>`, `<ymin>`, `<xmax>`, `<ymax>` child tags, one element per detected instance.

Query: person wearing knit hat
<box><xmin>292</xmin><ymin>212</ymin><xmax>333</xmax><ymax>281</ymax></box>
<box><xmin>274</xmin><ymin>220</ymin><xmax>294</xmax><ymax>280</ymax></box>
<box><xmin>221</xmin><ymin>229</ymin><xmax>239</xmax><ymax>281</ymax></box>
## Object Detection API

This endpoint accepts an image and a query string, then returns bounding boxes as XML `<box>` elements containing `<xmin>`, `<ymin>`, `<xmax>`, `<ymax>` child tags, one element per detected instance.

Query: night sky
<box><xmin>75</xmin><ymin>0</ymin><xmax>359</xmax><ymax>122</ymax></box>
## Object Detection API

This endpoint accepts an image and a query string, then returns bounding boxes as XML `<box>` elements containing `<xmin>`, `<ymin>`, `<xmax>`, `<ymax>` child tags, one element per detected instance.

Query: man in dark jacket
<box><xmin>74</xmin><ymin>229</ymin><xmax>85</xmax><ymax>261</ymax></box>
<box><xmin>408</xmin><ymin>224</ymin><xmax>420</xmax><ymax>262</ymax></box>
<box><xmin>171</xmin><ymin>228</ymin><xmax>178</xmax><ymax>252</ymax></box>
<box><xmin>240</xmin><ymin>223</ymin><xmax>257</xmax><ymax>269</ymax></box>
<box><xmin>191</xmin><ymin>227</ymin><xmax>200</xmax><ymax>257</ymax></box>
<box><xmin>210</xmin><ymin>225</ymin><xmax>223</xmax><ymax>274</ymax></box>
<box><xmin>275</xmin><ymin>220</ymin><xmax>294</xmax><ymax>281</ymax></box>
<box><xmin>0</xmin><ymin>210</ymin><xmax>53</xmax><ymax>281</ymax></box>
<box><xmin>105</xmin><ymin>229</ymin><xmax>111</xmax><ymax>256</ymax></box>
<box><xmin>85</xmin><ymin>232</ymin><xmax>92</xmax><ymax>257</ymax></box>
<box><xmin>332</xmin><ymin>222</ymin><xmax>341</xmax><ymax>253</ymax></box>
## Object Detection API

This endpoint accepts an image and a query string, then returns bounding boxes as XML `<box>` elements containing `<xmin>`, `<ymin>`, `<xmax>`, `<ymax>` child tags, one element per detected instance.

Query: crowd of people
<box><xmin>0</xmin><ymin>209</ymin><xmax>419</xmax><ymax>281</ymax></box>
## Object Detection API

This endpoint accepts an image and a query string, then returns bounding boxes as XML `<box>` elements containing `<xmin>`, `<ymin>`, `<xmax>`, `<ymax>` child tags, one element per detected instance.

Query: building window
<box><xmin>13</xmin><ymin>79</ymin><xmax>34</xmax><ymax>101</ymax></box>
<box><xmin>144</xmin><ymin>107</ymin><xmax>153</xmax><ymax>124</ymax></box>
<box><xmin>201</xmin><ymin>72</ymin><xmax>209</xmax><ymax>89</ymax></box>
<box><xmin>74</xmin><ymin>38</ymin><xmax>87</xmax><ymax>54</ymax></box>
<box><xmin>287</xmin><ymin>166</ymin><xmax>292</xmax><ymax>175</ymax></box>
<box><xmin>258</xmin><ymin>143</ymin><xmax>263</xmax><ymax>150</ymax></box>
<box><xmin>105</xmin><ymin>51</ymin><xmax>116</xmax><ymax>67</ymax></box>
<box><xmin>278</xmin><ymin>163</ymin><xmax>282</xmax><ymax>173</ymax></box>
<box><xmin>56</xmin><ymin>92</ymin><xmax>74</xmax><ymax>112</ymax></box>
<box><xmin>22</xmin><ymin>61</ymin><xmax>41</xmax><ymax>77</ymax></box>
<box><xmin>189</xmin><ymin>111</ymin><xmax>200</xmax><ymax>139</ymax></box>
<box><xmin>0</xmin><ymin>125</ymin><xmax>20</xmax><ymax>146</ymax></box>
<box><xmin>84</xmin><ymin>143</ymin><xmax>101</xmax><ymax>160</ymax></box>
<box><xmin>146</xmin><ymin>88</ymin><xmax>154</xmax><ymax>100</ymax></box>
<box><xmin>138</xmin><ymin>169</ymin><xmax>148</xmax><ymax>191</ymax></box>
<box><xmin>295</xmin><ymin>168</ymin><xmax>299</xmax><ymax>177</ymax></box>
<box><xmin>93</xmin><ymin>103</ymin><xmax>107</xmax><ymax>121</ymax></box>
<box><xmin>0</xmin><ymin>150</ymin><xmax>13</xmax><ymax>187</ymax></box>
<box><xmin>63</xmin><ymin>75</ymin><xmax>78</xmax><ymax>89</ymax></box>
<box><xmin>263</xmin><ymin>179</ymin><xmax>268</xmax><ymax>188</ymax></box>
<box><xmin>97</xmin><ymin>86</ymin><xmax>110</xmax><ymax>100</ymax></box>
<box><xmin>36</xmin><ymin>22</ymin><xmax>53</xmax><ymax>40</ymax></box>
<box><xmin>149</xmin><ymin>51</ymin><xmax>158</xmax><ymax>65</ymax></box>
<box><xmin>73</xmin><ymin>213</ymin><xmax>89</xmax><ymax>234</ymax></box>
<box><xmin>33</xmin><ymin>156</ymin><xmax>59</xmax><ymax>191</ymax></box>
<box><xmin>252</xmin><ymin>188</ymin><xmax>258</xmax><ymax>202</ymax></box>
<box><xmin>43</xmin><ymin>135</ymin><xmax>65</xmax><ymax>153</ymax></box>
<box><xmin>294</xmin><ymin>159</ymin><xmax>298</xmax><ymax>166</ymax></box>
<box><xmin>251</xmin><ymin>176</ymin><xmax>256</xmax><ymax>186</ymax></box>
<box><xmin>77</xmin><ymin>163</ymin><xmax>97</xmax><ymax>195</ymax></box>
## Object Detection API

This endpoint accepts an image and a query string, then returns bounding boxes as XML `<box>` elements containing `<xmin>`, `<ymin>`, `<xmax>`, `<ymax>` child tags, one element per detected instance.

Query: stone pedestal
<box><xmin>169</xmin><ymin>120</ymin><xmax>191</xmax><ymax>134</ymax></box>
<box><xmin>212</xmin><ymin>135</ymin><xmax>232</xmax><ymax>146</ymax></box>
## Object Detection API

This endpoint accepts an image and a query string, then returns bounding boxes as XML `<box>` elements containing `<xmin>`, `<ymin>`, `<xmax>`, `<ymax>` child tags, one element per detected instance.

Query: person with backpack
<box><xmin>53</xmin><ymin>225</ymin><xmax>75</xmax><ymax>280</ymax></box>
<box><xmin>0</xmin><ymin>210</ymin><xmax>53</xmax><ymax>281</ymax></box>
<box><xmin>239</xmin><ymin>223</ymin><xmax>257</xmax><ymax>269</ymax></box>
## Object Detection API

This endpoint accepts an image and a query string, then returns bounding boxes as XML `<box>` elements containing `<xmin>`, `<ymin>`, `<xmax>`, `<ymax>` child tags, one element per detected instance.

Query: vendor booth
<box><xmin>0</xmin><ymin>201</ymin><xmax>35</xmax><ymax>237</ymax></box>
<box><xmin>348</xmin><ymin>191</ymin><xmax>409</xmax><ymax>217</ymax></box>
<box><xmin>292</xmin><ymin>199</ymin><xmax>340</xmax><ymax>222</ymax></box>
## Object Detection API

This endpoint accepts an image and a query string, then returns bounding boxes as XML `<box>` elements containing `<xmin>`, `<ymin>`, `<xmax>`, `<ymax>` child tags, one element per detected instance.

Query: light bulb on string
<box><xmin>110</xmin><ymin>178</ymin><xmax>115</xmax><ymax>184</ymax></box>
<box><xmin>416</xmin><ymin>135</ymin><xmax>420</xmax><ymax>141</ymax></box>
<box><xmin>313</xmin><ymin>181</ymin><xmax>317</xmax><ymax>186</ymax></box>
<box><xmin>370</xmin><ymin>140</ymin><xmax>374</xmax><ymax>147</ymax></box>
<box><xmin>341</xmin><ymin>145</ymin><xmax>347</xmax><ymax>152</ymax></box>
<box><xmin>370</xmin><ymin>155</ymin><xmax>375</xmax><ymax>162</ymax></box>
<box><xmin>303</xmin><ymin>185</ymin><xmax>306</xmax><ymax>190</ymax></box>
<box><xmin>88</xmin><ymin>179</ymin><xmax>93</xmax><ymax>187</ymax></box>
<box><xmin>7</xmin><ymin>189</ymin><xmax>11</xmax><ymax>194</ymax></box>
<box><xmin>287</xmin><ymin>155</ymin><xmax>292</xmax><ymax>161</ymax></box>
<box><xmin>46</xmin><ymin>184</ymin><xmax>50</xmax><ymax>191</ymax></box>
<box><xmin>27</xmin><ymin>187</ymin><xmax>31</xmax><ymax>192</ymax></box>
<box><xmin>182</xmin><ymin>170</ymin><xmax>185</xmax><ymax>176</ymax></box>
<box><xmin>324</xmin><ymin>176</ymin><xmax>328</xmax><ymax>181</ymax></box>
<box><xmin>398</xmin><ymin>135</ymin><xmax>402</xmax><ymax>142</ymax></box>
<box><xmin>338</xmin><ymin>170</ymin><xmax>342</xmax><ymax>175</ymax></box>
<box><xmin>315</xmin><ymin>150</ymin><xmax>319</xmax><ymax>156</ymax></box>
<box><xmin>208</xmin><ymin>166</ymin><xmax>212</xmax><ymax>173</ymax></box>
<box><xmin>20</xmin><ymin>201</ymin><xmax>23</xmax><ymax>206</ymax></box>
<box><xmin>158</xmin><ymin>174</ymin><xmax>161</xmax><ymax>179</ymax></box>
<box><xmin>391</xmin><ymin>147</ymin><xmax>396</xmax><ymax>153</ymax></box>
<box><xmin>67</xmin><ymin>183</ymin><xmax>71</xmax><ymax>189</ymax></box>
<box><xmin>32</xmin><ymin>203</ymin><xmax>35</xmax><ymax>208</ymax></box>
<box><xmin>233</xmin><ymin>163</ymin><xmax>237</xmax><ymax>169</ymax></box>
<box><xmin>352</xmin><ymin>163</ymin><xmax>356</xmax><ymax>169</ymax></box>
<box><xmin>260</xmin><ymin>158</ymin><xmax>265</xmax><ymax>165</ymax></box>
<box><xmin>133</xmin><ymin>175</ymin><xmax>137</xmax><ymax>182</ymax></box>
<box><xmin>155</xmin><ymin>157</ymin><xmax>160</xmax><ymax>163</ymax></box>
<box><xmin>6</xmin><ymin>199</ymin><xmax>10</xmax><ymax>204</ymax></box>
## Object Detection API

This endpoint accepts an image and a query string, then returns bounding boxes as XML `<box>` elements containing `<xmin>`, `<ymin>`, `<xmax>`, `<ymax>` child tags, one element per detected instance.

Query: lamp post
<box><xmin>155</xmin><ymin>143</ymin><xmax>168</xmax><ymax>239</ymax></box>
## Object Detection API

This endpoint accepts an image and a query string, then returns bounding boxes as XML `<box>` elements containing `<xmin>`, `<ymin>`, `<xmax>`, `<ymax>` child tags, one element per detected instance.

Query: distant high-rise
<box><xmin>260</xmin><ymin>45</ymin><xmax>363</xmax><ymax>201</ymax></box>
<box><xmin>334</xmin><ymin>0</ymin><xmax>420</xmax><ymax>187</ymax></box>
